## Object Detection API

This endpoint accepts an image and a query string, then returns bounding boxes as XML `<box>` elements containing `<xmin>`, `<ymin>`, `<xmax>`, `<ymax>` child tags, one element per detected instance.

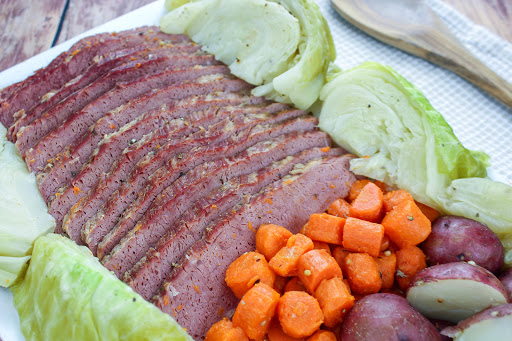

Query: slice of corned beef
<box><xmin>153</xmin><ymin>154</ymin><xmax>356</xmax><ymax>340</ymax></box>
<box><xmin>0</xmin><ymin>28</ymin><xmax>190</xmax><ymax>127</ymax></box>
<box><xmin>93</xmin><ymin>114</ymin><xmax>316</xmax><ymax>259</ymax></box>
<box><xmin>125</xmin><ymin>144</ymin><xmax>337</xmax><ymax>300</ymax></box>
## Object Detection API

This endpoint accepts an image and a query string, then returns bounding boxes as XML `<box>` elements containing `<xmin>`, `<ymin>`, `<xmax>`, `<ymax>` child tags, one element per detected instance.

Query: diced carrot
<box><xmin>273</xmin><ymin>275</ymin><xmax>289</xmax><ymax>295</ymax></box>
<box><xmin>303</xmin><ymin>213</ymin><xmax>345</xmax><ymax>245</ymax></box>
<box><xmin>299</xmin><ymin>224</ymin><xmax>308</xmax><ymax>235</ymax></box>
<box><xmin>277</xmin><ymin>291</ymin><xmax>324</xmax><ymax>338</ymax></box>
<box><xmin>342</xmin><ymin>217</ymin><xmax>384</xmax><ymax>257</ymax></box>
<box><xmin>297</xmin><ymin>249</ymin><xmax>342</xmax><ymax>294</ymax></box>
<box><xmin>380</xmin><ymin>234</ymin><xmax>390</xmax><ymax>251</ymax></box>
<box><xmin>267</xmin><ymin>322</ymin><xmax>306</xmax><ymax>341</ymax></box>
<box><xmin>205</xmin><ymin>318</ymin><xmax>248</xmax><ymax>341</ymax></box>
<box><xmin>256</xmin><ymin>224</ymin><xmax>293</xmax><ymax>261</ymax></box>
<box><xmin>349</xmin><ymin>182</ymin><xmax>384</xmax><ymax>222</ymax></box>
<box><xmin>313</xmin><ymin>241</ymin><xmax>331</xmax><ymax>256</ymax></box>
<box><xmin>374</xmin><ymin>252</ymin><xmax>397</xmax><ymax>289</ymax></box>
<box><xmin>331</xmin><ymin>246</ymin><xmax>350</xmax><ymax>273</ymax></box>
<box><xmin>395</xmin><ymin>245</ymin><xmax>427</xmax><ymax>291</ymax></box>
<box><xmin>372</xmin><ymin>180</ymin><xmax>390</xmax><ymax>194</ymax></box>
<box><xmin>307</xmin><ymin>330</ymin><xmax>337</xmax><ymax>341</ymax></box>
<box><xmin>225</xmin><ymin>252</ymin><xmax>275</xmax><ymax>299</ymax></box>
<box><xmin>381</xmin><ymin>200</ymin><xmax>431</xmax><ymax>248</ymax></box>
<box><xmin>284</xmin><ymin>277</ymin><xmax>307</xmax><ymax>293</ymax></box>
<box><xmin>269</xmin><ymin>234</ymin><xmax>314</xmax><ymax>277</ymax></box>
<box><xmin>327</xmin><ymin>198</ymin><xmax>351</xmax><ymax>218</ymax></box>
<box><xmin>233</xmin><ymin>283</ymin><xmax>280</xmax><ymax>340</ymax></box>
<box><xmin>314</xmin><ymin>277</ymin><xmax>354</xmax><ymax>328</ymax></box>
<box><xmin>415</xmin><ymin>201</ymin><xmax>440</xmax><ymax>222</ymax></box>
<box><xmin>383</xmin><ymin>189</ymin><xmax>414</xmax><ymax>212</ymax></box>
<box><xmin>342</xmin><ymin>279</ymin><xmax>352</xmax><ymax>294</ymax></box>
<box><xmin>345</xmin><ymin>253</ymin><xmax>382</xmax><ymax>295</ymax></box>
<box><xmin>348</xmin><ymin>179</ymin><xmax>371</xmax><ymax>202</ymax></box>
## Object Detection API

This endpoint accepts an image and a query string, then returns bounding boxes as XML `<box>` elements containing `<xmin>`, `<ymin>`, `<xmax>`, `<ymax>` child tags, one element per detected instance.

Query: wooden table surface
<box><xmin>0</xmin><ymin>0</ymin><xmax>511</xmax><ymax>73</ymax></box>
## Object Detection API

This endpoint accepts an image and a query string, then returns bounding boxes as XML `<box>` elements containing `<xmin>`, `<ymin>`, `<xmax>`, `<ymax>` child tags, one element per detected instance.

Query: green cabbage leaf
<box><xmin>160</xmin><ymin>0</ymin><xmax>336</xmax><ymax>110</ymax></box>
<box><xmin>11</xmin><ymin>233</ymin><xmax>192</xmax><ymax>341</ymax></box>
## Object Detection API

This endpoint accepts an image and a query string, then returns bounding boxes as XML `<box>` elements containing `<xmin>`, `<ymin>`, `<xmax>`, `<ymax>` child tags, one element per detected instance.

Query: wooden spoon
<box><xmin>331</xmin><ymin>0</ymin><xmax>512</xmax><ymax>108</ymax></box>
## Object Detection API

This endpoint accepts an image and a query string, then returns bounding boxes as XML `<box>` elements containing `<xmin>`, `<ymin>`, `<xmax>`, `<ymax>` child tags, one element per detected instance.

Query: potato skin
<box><xmin>422</xmin><ymin>216</ymin><xmax>504</xmax><ymax>273</ymax></box>
<box><xmin>339</xmin><ymin>293</ymin><xmax>441</xmax><ymax>341</ymax></box>
<box><xmin>499</xmin><ymin>268</ymin><xmax>512</xmax><ymax>301</ymax></box>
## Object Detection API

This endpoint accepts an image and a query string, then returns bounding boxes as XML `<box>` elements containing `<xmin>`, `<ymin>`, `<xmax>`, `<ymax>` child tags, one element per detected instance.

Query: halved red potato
<box><xmin>441</xmin><ymin>304</ymin><xmax>512</xmax><ymax>340</ymax></box>
<box><xmin>499</xmin><ymin>268</ymin><xmax>512</xmax><ymax>301</ymax></box>
<box><xmin>406</xmin><ymin>262</ymin><xmax>509</xmax><ymax>323</ymax></box>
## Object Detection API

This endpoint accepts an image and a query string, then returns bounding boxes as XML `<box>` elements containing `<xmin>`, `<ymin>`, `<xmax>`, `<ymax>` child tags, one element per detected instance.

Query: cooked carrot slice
<box><xmin>327</xmin><ymin>198</ymin><xmax>351</xmax><ymax>218</ymax></box>
<box><xmin>269</xmin><ymin>234</ymin><xmax>314</xmax><ymax>277</ymax></box>
<box><xmin>303</xmin><ymin>213</ymin><xmax>345</xmax><ymax>245</ymax></box>
<box><xmin>349</xmin><ymin>182</ymin><xmax>384</xmax><ymax>222</ymax></box>
<box><xmin>314</xmin><ymin>277</ymin><xmax>354</xmax><ymax>328</ymax></box>
<box><xmin>205</xmin><ymin>318</ymin><xmax>248</xmax><ymax>341</ymax></box>
<box><xmin>312</xmin><ymin>240</ymin><xmax>331</xmax><ymax>256</ymax></box>
<box><xmin>284</xmin><ymin>277</ymin><xmax>307</xmax><ymax>293</ymax></box>
<box><xmin>345</xmin><ymin>253</ymin><xmax>382</xmax><ymax>295</ymax></box>
<box><xmin>342</xmin><ymin>217</ymin><xmax>384</xmax><ymax>257</ymax></box>
<box><xmin>273</xmin><ymin>275</ymin><xmax>289</xmax><ymax>295</ymax></box>
<box><xmin>380</xmin><ymin>234</ymin><xmax>390</xmax><ymax>251</ymax></box>
<box><xmin>331</xmin><ymin>246</ymin><xmax>350</xmax><ymax>273</ymax></box>
<box><xmin>415</xmin><ymin>201</ymin><xmax>440</xmax><ymax>222</ymax></box>
<box><xmin>267</xmin><ymin>321</ymin><xmax>306</xmax><ymax>341</ymax></box>
<box><xmin>277</xmin><ymin>291</ymin><xmax>323</xmax><ymax>338</ymax></box>
<box><xmin>347</xmin><ymin>179</ymin><xmax>371</xmax><ymax>202</ymax></box>
<box><xmin>297</xmin><ymin>249</ymin><xmax>342</xmax><ymax>293</ymax></box>
<box><xmin>233</xmin><ymin>283</ymin><xmax>280</xmax><ymax>340</ymax></box>
<box><xmin>307</xmin><ymin>330</ymin><xmax>337</xmax><ymax>341</ymax></box>
<box><xmin>383</xmin><ymin>189</ymin><xmax>414</xmax><ymax>212</ymax></box>
<box><xmin>374</xmin><ymin>252</ymin><xmax>397</xmax><ymax>289</ymax></box>
<box><xmin>381</xmin><ymin>200</ymin><xmax>431</xmax><ymax>248</ymax></box>
<box><xmin>395</xmin><ymin>245</ymin><xmax>427</xmax><ymax>291</ymax></box>
<box><xmin>256</xmin><ymin>224</ymin><xmax>293</xmax><ymax>261</ymax></box>
<box><xmin>372</xmin><ymin>180</ymin><xmax>390</xmax><ymax>194</ymax></box>
<box><xmin>225</xmin><ymin>252</ymin><xmax>275</xmax><ymax>299</ymax></box>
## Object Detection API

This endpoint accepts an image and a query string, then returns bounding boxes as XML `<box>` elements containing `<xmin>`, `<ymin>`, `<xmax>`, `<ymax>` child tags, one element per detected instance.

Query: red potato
<box><xmin>340</xmin><ymin>293</ymin><xmax>441</xmax><ymax>341</ymax></box>
<box><xmin>499</xmin><ymin>268</ymin><xmax>512</xmax><ymax>301</ymax></box>
<box><xmin>406</xmin><ymin>262</ymin><xmax>509</xmax><ymax>323</ymax></box>
<box><xmin>422</xmin><ymin>215</ymin><xmax>504</xmax><ymax>273</ymax></box>
<box><xmin>442</xmin><ymin>304</ymin><xmax>512</xmax><ymax>340</ymax></box>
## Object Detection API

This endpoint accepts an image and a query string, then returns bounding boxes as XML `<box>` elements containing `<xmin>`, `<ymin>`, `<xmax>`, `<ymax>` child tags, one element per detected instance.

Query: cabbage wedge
<box><xmin>11</xmin><ymin>234</ymin><xmax>192</xmax><ymax>341</ymax></box>
<box><xmin>318</xmin><ymin>62</ymin><xmax>512</xmax><ymax>264</ymax></box>
<box><xmin>160</xmin><ymin>0</ymin><xmax>336</xmax><ymax>110</ymax></box>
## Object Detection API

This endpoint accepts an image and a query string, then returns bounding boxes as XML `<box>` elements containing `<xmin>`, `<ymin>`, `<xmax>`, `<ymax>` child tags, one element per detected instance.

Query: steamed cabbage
<box><xmin>318</xmin><ymin>62</ymin><xmax>512</xmax><ymax>263</ymax></box>
<box><xmin>11</xmin><ymin>234</ymin><xmax>191</xmax><ymax>341</ymax></box>
<box><xmin>0</xmin><ymin>124</ymin><xmax>55</xmax><ymax>287</ymax></box>
<box><xmin>160</xmin><ymin>0</ymin><xmax>336</xmax><ymax>110</ymax></box>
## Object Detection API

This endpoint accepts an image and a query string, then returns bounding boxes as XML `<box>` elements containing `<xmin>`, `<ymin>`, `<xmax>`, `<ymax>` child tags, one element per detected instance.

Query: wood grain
<box><xmin>55</xmin><ymin>0</ymin><xmax>156</xmax><ymax>44</ymax></box>
<box><xmin>0</xmin><ymin>0</ymin><xmax>67</xmax><ymax>72</ymax></box>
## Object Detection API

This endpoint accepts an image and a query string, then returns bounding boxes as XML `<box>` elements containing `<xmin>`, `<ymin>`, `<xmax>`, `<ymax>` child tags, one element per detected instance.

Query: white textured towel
<box><xmin>317</xmin><ymin>0</ymin><xmax>512</xmax><ymax>184</ymax></box>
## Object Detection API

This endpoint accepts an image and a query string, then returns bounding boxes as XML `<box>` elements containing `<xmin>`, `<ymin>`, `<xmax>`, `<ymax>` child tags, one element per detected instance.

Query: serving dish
<box><xmin>0</xmin><ymin>0</ymin><xmax>511</xmax><ymax>340</ymax></box>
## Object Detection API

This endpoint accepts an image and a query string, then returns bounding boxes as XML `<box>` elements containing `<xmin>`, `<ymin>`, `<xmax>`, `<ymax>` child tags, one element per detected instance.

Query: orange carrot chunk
<box><xmin>205</xmin><ymin>318</ymin><xmax>249</xmax><ymax>341</ymax></box>
<box><xmin>383</xmin><ymin>189</ymin><xmax>414</xmax><ymax>212</ymax></box>
<box><xmin>327</xmin><ymin>198</ymin><xmax>351</xmax><ymax>218</ymax></box>
<box><xmin>381</xmin><ymin>200</ymin><xmax>431</xmax><ymax>248</ymax></box>
<box><xmin>345</xmin><ymin>253</ymin><xmax>382</xmax><ymax>295</ymax></box>
<box><xmin>342</xmin><ymin>217</ymin><xmax>384</xmax><ymax>257</ymax></box>
<box><xmin>374</xmin><ymin>252</ymin><xmax>397</xmax><ymax>289</ymax></box>
<box><xmin>372</xmin><ymin>180</ymin><xmax>390</xmax><ymax>194</ymax></box>
<box><xmin>297</xmin><ymin>249</ymin><xmax>343</xmax><ymax>294</ymax></box>
<box><xmin>380</xmin><ymin>234</ymin><xmax>390</xmax><ymax>251</ymax></box>
<box><xmin>312</xmin><ymin>241</ymin><xmax>332</xmax><ymax>256</ymax></box>
<box><xmin>303</xmin><ymin>213</ymin><xmax>345</xmax><ymax>245</ymax></box>
<box><xmin>307</xmin><ymin>330</ymin><xmax>337</xmax><ymax>341</ymax></box>
<box><xmin>284</xmin><ymin>277</ymin><xmax>307</xmax><ymax>293</ymax></box>
<box><xmin>273</xmin><ymin>275</ymin><xmax>289</xmax><ymax>295</ymax></box>
<box><xmin>348</xmin><ymin>179</ymin><xmax>371</xmax><ymax>202</ymax></box>
<box><xmin>395</xmin><ymin>245</ymin><xmax>427</xmax><ymax>291</ymax></box>
<box><xmin>314</xmin><ymin>277</ymin><xmax>354</xmax><ymax>327</ymax></box>
<box><xmin>267</xmin><ymin>322</ymin><xmax>307</xmax><ymax>341</ymax></box>
<box><xmin>349</xmin><ymin>182</ymin><xmax>384</xmax><ymax>222</ymax></box>
<box><xmin>225</xmin><ymin>252</ymin><xmax>275</xmax><ymax>299</ymax></box>
<box><xmin>233</xmin><ymin>283</ymin><xmax>280</xmax><ymax>340</ymax></box>
<box><xmin>331</xmin><ymin>246</ymin><xmax>351</xmax><ymax>274</ymax></box>
<box><xmin>256</xmin><ymin>224</ymin><xmax>293</xmax><ymax>261</ymax></box>
<box><xmin>269</xmin><ymin>234</ymin><xmax>314</xmax><ymax>277</ymax></box>
<box><xmin>415</xmin><ymin>201</ymin><xmax>440</xmax><ymax>222</ymax></box>
<box><xmin>277</xmin><ymin>291</ymin><xmax>324</xmax><ymax>338</ymax></box>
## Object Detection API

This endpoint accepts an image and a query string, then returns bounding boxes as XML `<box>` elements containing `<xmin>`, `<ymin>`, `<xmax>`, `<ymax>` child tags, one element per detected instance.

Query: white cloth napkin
<box><xmin>316</xmin><ymin>0</ymin><xmax>512</xmax><ymax>184</ymax></box>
